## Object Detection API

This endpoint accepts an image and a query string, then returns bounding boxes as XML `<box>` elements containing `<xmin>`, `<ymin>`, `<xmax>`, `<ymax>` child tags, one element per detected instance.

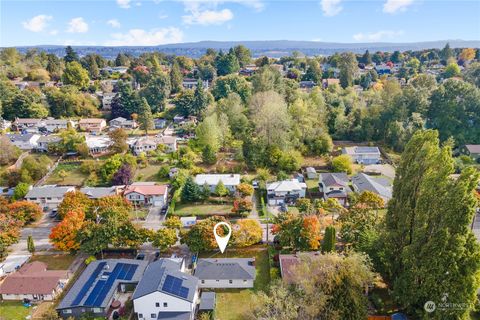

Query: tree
<box><xmin>58</xmin><ymin>169</ymin><xmax>68</xmax><ymax>181</ymax></box>
<box><xmin>362</xmin><ymin>49</ymin><xmax>372</xmax><ymax>65</ymax></box>
<box><xmin>12</xmin><ymin>182</ymin><xmax>29</xmax><ymax>200</ymax></box>
<box><xmin>251</xmin><ymin>65</ymin><xmax>284</xmax><ymax>94</ymax></box>
<box><xmin>443</xmin><ymin>62</ymin><xmax>461</xmax><ymax>78</ymax></box>
<box><xmin>0</xmin><ymin>212</ymin><xmax>23</xmax><ymax>259</ymax></box>
<box><xmin>231</xmin><ymin>198</ymin><xmax>253</xmax><ymax>216</ymax></box>
<box><xmin>0</xmin><ymin>136</ymin><xmax>21</xmax><ymax>165</ymax></box>
<box><xmin>216</xmin><ymin>49</ymin><xmax>240</xmax><ymax>76</ymax></box>
<box><xmin>272</xmin><ymin>213</ymin><xmax>321</xmax><ymax>250</ymax></box>
<box><xmin>181</xmin><ymin>176</ymin><xmax>202</xmax><ymax>203</ymax></box>
<box><xmin>192</xmin><ymin>80</ymin><xmax>210</xmax><ymax>116</ymax></box>
<box><xmin>237</xmin><ymin>183</ymin><xmax>254</xmax><ymax>198</ymax></box>
<box><xmin>64</xmin><ymin>46</ymin><xmax>79</xmax><ymax>63</ymax></box>
<box><xmin>111</xmin><ymin>164</ymin><xmax>132</xmax><ymax>185</ymax></box>
<box><xmin>302</xmin><ymin>59</ymin><xmax>322</xmax><ymax>83</ymax></box>
<box><xmin>464</xmin><ymin>62</ymin><xmax>480</xmax><ymax>87</ymax></box>
<box><xmin>233</xmin><ymin>219</ymin><xmax>262</xmax><ymax>247</ymax></box>
<box><xmin>164</xmin><ymin>216</ymin><xmax>183</xmax><ymax>229</ymax></box>
<box><xmin>140</xmin><ymin>72</ymin><xmax>171</xmax><ymax>112</ymax></box>
<box><xmin>137</xmin><ymin>98</ymin><xmax>154</xmax><ymax>134</ymax></box>
<box><xmin>321</xmin><ymin>225</ymin><xmax>336</xmax><ymax>253</ymax></box>
<box><xmin>201</xmin><ymin>145</ymin><xmax>217</xmax><ymax>165</ymax></box>
<box><xmin>27</xmin><ymin>235</ymin><xmax>35</xmax><ymax>254</ymax></box>
<box><xmin>58</xmin><ymin>192</ymin><xmax>91</xmax><ymax>220</ymax></box>
<box><xmin>108</xmin><ymin>128</ymin><xmax>128</xmax><ymax>154</ymax></box>
<box><xmin>196</xmin><ymin>114</ymin><xmax>222</xmax><ymax>152</ymax></box>
<box><xmin>296</xmin><ymin>198</ymin><xmax>312</xmax><ymax>213</ymax></box>
<box><xmin>383</xmin><ymin>130</ymin><xmax>480</xmax><ymax>318</ymax></box>
<box><xmin>459</xmin><ymin>48</ymin><xmax>476</xmax><ymax>62</ymax></box>
<box><xmin>339</xmin><ymin>52</ymin><xmax>358</xmax><ymax>88</ymax></box>
<box><xmin>212</xmin><ymin>74</ymin><xmax>251</xmax><ymax>103</ymax></box>
<box><xmin>151</xmin><ymin>228</ymin><xmax>178</xmax><ymax>252</ymax></box>
<box><xmin>440</xmin><ymin>42</ymin><xmax>454</xmax><ymax>61</ymax></box>
<box><xmin>62</xmin><ymin>62</ymin><xmax>90</xmax><ymax>89</ymax></box>
<box><xmin>180</xmin><ymin>216</ymin><xmax>227</xmax><ymax>252</ymax></box>
<box><xmin>331</xmin><ymin>154</ymin><xmax>353</xmax><ymax>174</ymax></box>
<box><xmin>8</xmin><ymin>201</ymin><xmax>43</xmax><ymax>224</ymax></box>
<box><xmin>233</xmin><ymin>45</ymin><xmax>252</xmax><ymax>67</ymax></box>
<box><xmin>170</xmin><ymin>60</ymin><xmax>183</xmax><ymax>93</ymax></box>
<box><xmin>49</xmin><ymin>210</ymin><xmax>85</xmax><ymax>252</ymax></box>
<box><xmin>215</xmin><ymin>180</ymin><xmax>229</xmax><ymax>197</ymax></box>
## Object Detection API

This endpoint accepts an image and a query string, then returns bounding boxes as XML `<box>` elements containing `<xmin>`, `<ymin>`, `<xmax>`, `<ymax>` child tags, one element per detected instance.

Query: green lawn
<box><xmin>29</xmin><ymin>254</ymin><xmax>76</xmax><ymax>270</ymax></box>
<box><xmin>129</xmin><ymin>208</ymin><xmax>149</xmax><ymax>220</ymax></box>
<box><xmin>173</xmin><ymin>204</ymin><xmax>233</xmax><ymax>216</ymax></box>
<box><xmin>200</xmin><ymin>247</ymin><xmax>270</xmax><ymax>320</ymax></box>
<box><xmin>0</xmin><ymin>301</ymin><xmax>32</xmax><ymax>320</ymax></box>
<box><xmin>134</xmin><ymin>163</ymin><xmax>170</xmax><ymax>183</ymax></box>
<box><xmin>44</xmin><ymin>163</ymin><xmax>88</xmax><ymax>186</ymax></box>
<box><xmin>305</xmin><ymin>179</ymin><xmax>319</xmax><ymax>192</ymax></box>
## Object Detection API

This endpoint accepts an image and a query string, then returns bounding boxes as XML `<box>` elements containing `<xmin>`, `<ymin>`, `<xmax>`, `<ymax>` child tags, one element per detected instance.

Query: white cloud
<box><xmin>183</xmin><ymin>8</ymin><xmax>233</xmax><ymax>25</ymax></box>
<box><xmin>22</xmin><ymin>14</ymin><xmax>52</xmax><ymax>32</ymax></box>
<box><xmin>49</xmin><ymin>30</ymin><xmax>59</xmax><ymax>35</ymax></box>
<box><xmin>107</xmin><ymin>19</ymin><xmax>121</xmax><ymax>28</ymax></box>
<box><xmin>117</xmin><ymin>0</ymin><xmax>131</xmax><ymax>9</ymax></box>
<box><xmin>105</xmin><ymin>27</ymin><xmax>183</xmax><ymax>46</ymax></box>
<box><xmin>383</xmin><ymin>0</ymin><xmax>415</xmax><ymax>13</ymax></box>
<box><xmin>353</xmin><ymin>30</ymin><xmax>404</xmax><ymax>42</ymax></box>
<box><xmin>67</xmin><ymin>17</ymin><xmax>89</xmax><ymax>33</ymax></box>
<box><xmin>158</xmin><ymin>13</ymin><xmax>169</xmax><ymax>19</ymax></box>
<box><xmin>320</xmin><ymin>0</ymin><xmax>342</xmax><ymax>16</ymax></box>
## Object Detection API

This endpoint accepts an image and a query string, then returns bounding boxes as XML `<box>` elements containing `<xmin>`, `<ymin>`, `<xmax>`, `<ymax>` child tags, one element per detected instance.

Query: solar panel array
<box><xmin>74</xmin><ymin>262</ymin><xmax>138</xmax><ymax>307</ymax></box>
<box><xmin>162</xmin><ymin>274</ymin><xmax>189</xmax><ymax>299</ymax></box>
<box><xmin>72</xmin><ymin>262</ymin><xmax>106</xmax><ymax>306</ymax></box>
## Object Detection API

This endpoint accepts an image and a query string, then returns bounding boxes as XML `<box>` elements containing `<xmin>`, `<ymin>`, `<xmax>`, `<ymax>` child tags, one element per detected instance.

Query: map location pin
<box><xmin>213</xmin><ymin>222</ymin><xmax>232</xmax><ymax>253</ymax></box>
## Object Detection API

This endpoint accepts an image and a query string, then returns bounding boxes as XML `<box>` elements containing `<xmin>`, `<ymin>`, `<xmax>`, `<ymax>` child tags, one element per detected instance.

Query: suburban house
<box><xmin>130</xmin><ymin>136</ymin><xmax>160</xmax><ymax>156</ymax></box>
<box><xmin>43</xmin><ymin>119</ymin><xmax>76</xmax><ymax>132</ymax></box>
<box><xmin>318</xmin><ymin>173</ymin><xmax>350</xmax><ymax>206</ymax></box>
<box><xmin>124</xmin><ymin>183</ymin><xmax>168</xmax><ymax>207</ymax></box>
<box><xmin>322</xmin><ymin>78</ymin><xmax>340</xmax><ymax>88</ymax></box>
<box><xmin>109</xmin><ymin>117</ymin><xmax>138</xmax><ymax>130</ymax></box>
<box><xmin>299</xmin><ymin>81</ymin><xmax>316</xmax><ymax>89</ymax></box>
<box><xmin>80</xmin><ymin>186</ymin><xmax>124</xmax><ymax>199</ymax></box>
<box><xmin>25</xmin><ymin>185</ymin><xmax>75</xmax><ymax>210</ymax></box>
<box><xmin>85</xmin><ymin>135</ymin><xmax>112</xmax><ymax>155</ymax></box>
<box><xmin>194</xmin><ymin>258</ymin><xmax>256</xmax><ymax>289</ymax></box>
<box><xmin>305</xmin><ymin>167</ymin><xmax>317</xmax><ymax>179</ymax></box>
<box><xmin>154</xmin><ymin>118</ymin><xmax>167</xmax><ymax>129</ymax></box>
<box><xmin>57</xmin><ymin>259</ymin><xmax>148</xmax><ymax>319</ymax></box>
<box><xmin>342</xmin><ymin>146</ymin><xmax>381</xmax><ymax>164</ymax></box>
<box><xmin>194</xmin><ymin>174</ymin><xmax>241</xmax><ymax>194</ymax></box>
<box><xmin>79</xmin><ymin>118</ymin><xmax>107</xmax><ymax>133</ymax></box>
<box><xmin>36</xmin><ymin>135</ymin><xmax>62</xmax><ymax>152</ymax></box>
<box><xmin>13</xmin><ymin>118</ymin><xmax>43</xmax><ymax>131</ymax></box>
<box><xmin>180</xmin><ymin>216</ymin><xmax>197</xmax><ymax>228</ymax></box>
<box><xmin>351</xmin><ymin>173</ymin><xmax>392</xmax><ymax>204</ymax></box>
<box><xmin>460</xmin><ymin>144</ymin><xmax>480</xmax><ymax>161</ymax></box>
<box><xmin>7</xmin><ymin>133</ymin><xmax>40</xmax><ymax>150</ymax></box>
<box><xmin>0</xmin><ymin>261</ymin><xmax>68</xmax><ymax>301</ymax></box>
<box><xmin>279</xmin><ymin>252</ymin><xmax>321</xmax><ymax>284</ymax></box>
<box><xmin>102</xmin><ymin>92</ymin><xmax>116</xmax><ymax>110</ymax></box>
<box><xmin>133</xmin><ymin>258</ymin><xmax>199</xmax><ymax>320</ymax></box>
<box><xmin>375</xmin><ymin>64</ymin><xmax>392</xmax><ymax>75</ymax></box>
<box><xmin>158</xmin><ymin>136</ymin><xmax>177</xmax><ymax>153</ymax></box>
<box><xmin>182</xmin><ymin>78</ymin><xmax>209</xmax><ymax>90</ymax></box>
<box><xmin>266</xmin><ymin>179</ymin><xmax>307</xmax><ymax>205</ymax></box>
<box><xmin>0</xmin><ymin>255</ymin><xmax>30</xmax><ymax>277</ymax></box>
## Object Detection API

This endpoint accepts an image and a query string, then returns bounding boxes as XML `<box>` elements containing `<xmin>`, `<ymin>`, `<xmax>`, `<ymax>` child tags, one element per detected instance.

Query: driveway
<box><xmin>140</xmin><ymin>206</ymin><xmax>165</xmax><ymax>231</ymax></box>
<box><xmin>363</xmin><ymin>164</ymin><xmax>396</xmax><ymax>180</ymax></box>
<box><xmin>9</xmin><ymin>213</ymin><xmax>57</xmax><ymax>255</ymax></box>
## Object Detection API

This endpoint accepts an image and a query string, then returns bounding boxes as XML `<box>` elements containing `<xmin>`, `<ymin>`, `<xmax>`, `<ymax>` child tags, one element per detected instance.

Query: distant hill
<box><xmin>9</xmin><ymin>40</ymin><xmax>480</xmax><ymax>59</ymax></box>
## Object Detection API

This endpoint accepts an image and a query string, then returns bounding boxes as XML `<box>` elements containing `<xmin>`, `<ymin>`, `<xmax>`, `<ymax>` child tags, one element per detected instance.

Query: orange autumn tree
<box><xmin>301</xmin><ymin>215</ymin><xmax>322</xmax><ymax>250</ymax></box>
<box><xmin>8</xmin><ymin>201</ymin><xmax>43</xmax><ymax>224</ymax></box>
<box><xmin>272</xmin><ymin>212</ymin><xmax>322</xmax><ymax>251</ymax></box>
<box><xmin>49</xmin><ymin>210</ymin><xmax>85</xmax><ymax>252</ymax></box>
<box><xmin>58</xmin><ymin>191</ymin><xmax>92</xmax><ymax>220</ymax></box>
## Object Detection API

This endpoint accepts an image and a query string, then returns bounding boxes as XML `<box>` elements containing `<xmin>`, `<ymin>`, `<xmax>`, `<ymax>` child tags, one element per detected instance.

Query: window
<box><xmin>93</xmin><ymin>308</ymin><xmax>102</xmax><ymax>313</ymax></box>
<box><xmin>201</xmin><ymin>280</ymin><xmax>205</xmax><ymax>284</ymax></box>
<box><xmin>163</xmin><ymin>303</ymin><xmax>168</xmax><ymax>307</ymax></box>
<box><xmin>63</xmin><ymin>310</ymin><xmax>72</xmax><ymax>314</ymax></box>
<box><xmin>229</xmin><ymin>280</ymin><xmax>233</xmax><ymax>284</ymax></box>
<box><xmin>243</xmin><ymin>280</ymin><xmax>247</xmax><ymax>283</ymax></box>
<box><xmin>339</xmin><ymin>187</ymin><xmax>343</xmax><ymax>190</ymax></box>
<box><xmin>151</xmin><ymin>314</ymin><xmax>156</xmax><ymax>318</ymax></box>
<box><xmin>216</xmin><ymin>280</ymin><xmax>219</xmax><ymax>282</ymax></box>
<box><xmin>155</xmin><ymin>303</ymin><xmax>160</xmax><ymax>307</ymax></box>
<box><xmin>138</xmin><ymin>314</ymin><xmax>143</xmax><ymax>318</ymax></box>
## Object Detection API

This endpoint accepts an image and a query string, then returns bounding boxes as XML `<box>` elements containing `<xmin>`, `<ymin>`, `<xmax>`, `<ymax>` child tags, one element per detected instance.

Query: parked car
<box><xmin>136</xmin><ymin>253</ymin><xmax>146</xmax><ymax>260</ymax></box>
<box><xmin>161</xmin><ymin>206</ymin><xmax>168</xmax><ymax>215</ymax></box>
<box><xmin>49</xmin><ymin>209</ymin><xmax>58</xmax><ymax>218</ymax></box>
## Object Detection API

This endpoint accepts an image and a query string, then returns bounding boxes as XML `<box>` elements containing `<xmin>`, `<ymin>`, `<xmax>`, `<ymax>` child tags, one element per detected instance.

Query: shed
<box><xmin>305</xmin><ymin>167</ymin><xmax>317</xmax><ymax>179</ymax></box>
<box><xmin>199</xmin><ymin>292</ymin><xmax>216</xmax><ymax>311</ymax></box>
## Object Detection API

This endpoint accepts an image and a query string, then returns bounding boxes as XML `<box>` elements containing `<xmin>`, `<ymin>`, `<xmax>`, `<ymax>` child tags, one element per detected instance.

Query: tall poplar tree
<box><xmin>138</xmin><ymin>98</ymin><xmax>154</xmax><ymax>134</ymax></box>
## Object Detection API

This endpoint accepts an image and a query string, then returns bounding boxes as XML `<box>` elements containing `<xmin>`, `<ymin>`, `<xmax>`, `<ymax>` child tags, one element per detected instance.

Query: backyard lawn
<box><xmin>44</xmin><ymin>163</ymin><xmax>88</xmax><ymax>186</ymax></box>
<box><xmin>0</xmin><ymin>301</ymin><xmax>32</xmax><ymax>320</ymax></box>
<box><xmin>305</xmin><ymin>179</ymin><xmax>319</xmax><ymax>192</ymax></box>
<box><xmin>134</xmin><ymin>163</ymin><xmax>169</xmax><ymax>183</ymax></box>
<box><xmin>173</xmin><ymin>204</ymin><xmax>232</xmax><ymax>216</ymax></box>
<box><xmin>29</xmin><ymin>254</ymin><xmax>76</xmax><ymax>270</ymax></box>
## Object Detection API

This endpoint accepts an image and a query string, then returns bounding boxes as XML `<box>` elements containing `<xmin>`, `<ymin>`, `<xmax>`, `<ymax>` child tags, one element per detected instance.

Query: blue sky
<box><xmin>1</xmin><ymin>0</ymin><xmax>479</xmax><ymax>46</ymax></box>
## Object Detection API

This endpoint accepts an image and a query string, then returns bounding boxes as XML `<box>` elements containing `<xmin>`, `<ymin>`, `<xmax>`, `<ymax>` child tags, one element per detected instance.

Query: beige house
<box><xmin>79</xmin><ymin>118</ymin><xmax>107</xmax><ymax>133</ymax></box>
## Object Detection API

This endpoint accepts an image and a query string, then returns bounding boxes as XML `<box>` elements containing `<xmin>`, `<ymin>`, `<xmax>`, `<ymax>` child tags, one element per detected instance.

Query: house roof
<box><xmin>194</xmin><ymin>174</ymin><xmax>241</xmax><ymax>187</ymax></box>
<box><xmin>199</xmin><ymin>292</ymin><xmax>216</xmax><ymax>310</ymax></box>
<box><xmin>85</xmin><ymin>136</ymin><xmax>112</xmax><ymax>149</ymax></box>
<box><xmin>80</xmin><ymin>186</ymin><xmax>121</xmax><ymax>199</ymax></box>
<box><xmin>44</xmin><ymin>119</ymin><xmax>70</xmax><ymax>125</ymax></box>
<box><xmin>58</xmin><ymin>259</ymin><xmax>147</xmax><ymax>310</ymax></box>
<box><xmin>125</xmin><ymin>184</ymin><xmax>167</xmax><ymax>196</ymax></box>
<box><xmin>157</xmin><ymin>312</ymin><xmax>192</xmax><ymax>320</ymax></box>
<box><xmin>133</xmin><ymin>136</ymin><xmax>159</xmax><ymax>147</ymax></box>
<box><xmin>343</xmin><ymin>146</ymin><xmax>381</xmax><ymax>156</ymax></box>
<box><xmin>319</xmin><ymin>173</ymin><xmax>348</xmax><ymax>188</ymax></box>
<box><xmin>0</xmin><ymin>261</ymin><xmax>68</xmax><ymax>295</ymax></box>
<box><xmin>38</xmin><ymin>135</ymin><xmax>62</xmax><ymax>143</ymax></box>
<box><xmin>110</xmin><ymin>117</ymin><xmax>127</xmax><ymax>123</ymax></box>
<box><xmin>8</xmin><ymin>133</ymin><xmax>39</xmax><ymax>142</ymax></box>
<box><xmin>267</xmin><ymin>179</ymin><xmax>307</xmax><ymax>192</ymax></box>
<box><xmin>15</xmin><ymin>118</ymin><xmax>42</xmax><ymax>124</ymax></box>
<box><xmin>158</xmin><ymin>136</ymin><xmax>177</xmax><ymax>144</ymax></box>
<box><xmin>79</xmin><ymin>118</ymin><xmax>105</xmax><ymax>124</ymax></box>
<box><xmin>26</xmin><ymin>185</ymin><xmax>75</xmax><ymax>199</ymax></box>
<box><xmin>132</xmin><ymin>258</ymin><xmax>198</xmax><ymax>302</ymax></box>
<box><xmin>465</xmin><ymin>144</ymin><xmax>480</xmax><ymax>154</ymax></box>
<box><xmin>351</xmin><ymin>173</ymin><xmax>392</xmax><ymax>201</ymax></box>
<box><xmin>194</xmin><ymin>258</ymin><xmax>255</xmax><ymax>280</ymax></box>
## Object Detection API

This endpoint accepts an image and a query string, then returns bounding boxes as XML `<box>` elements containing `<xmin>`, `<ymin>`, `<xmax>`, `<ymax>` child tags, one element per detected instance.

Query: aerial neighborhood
<box><xmin>0</xmin><ymin>38</ymin><xmax>479</xmax><ymax>320</ymax></box>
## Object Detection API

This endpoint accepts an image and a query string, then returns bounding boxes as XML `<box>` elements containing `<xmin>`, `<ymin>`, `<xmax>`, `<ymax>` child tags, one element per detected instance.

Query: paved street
<box><xmin>9</xmin><ymin>213</ymin><xmax>57</xmax><ymax>255</ymax></box>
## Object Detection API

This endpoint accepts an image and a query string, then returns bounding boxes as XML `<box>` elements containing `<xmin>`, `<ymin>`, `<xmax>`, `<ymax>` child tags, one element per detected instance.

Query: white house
<box><xmin>7</xmin><ymin>133</ymin><xmax>40</xmax><ymax>150</ymax></box>
<box><xmin>85</xmin><ymin>135</ymin><xmax>112</xmax><ymax>154</ymax></box>
<box><xmin>36</xmin><ymin>135</ymin><xmax>62</xmax><ymax>152</ymax></box>
<box><xmin>102</xmin><ymin>92</ymin><xmax>116</xmax><ymax>110</ymax></box>
<box><xmin>109</xmin><ymin>117</ymin><xmax>138</xmax><ymax>129</ymax></box>
<box><xmin>194</xmin><ymin>258</ymin><xmax>256</xmax><ymax>289</ymax></box>
<box><xmin>78</xmin><ymin>118</ymin><xmax>107</xmax><ymax>133</ymax></box>
<box><xmin>133</xmin><ymin>258</ymin><xmax>199</xmax><ymax>320</ymax></box>
<box><xmin>351</xmin><ymin>173</ymin><xmax>392</xmax><ymax>204</ymax></box>
<box><xmin>342</xmin><ymin>146</ymin><xmax>381</xmax><ymax>164</ymax></box>
<box><xmin>124</xmin><ymin>183</ymin><xmax>168</xmax><ymax>207</ymax></box>
<box><xmin>180</xmin><ymin>216</ymin><xmax>197</xmax><ymax>228</ymax></box>
<box><xmin>158</xmin><ymin>135</ymin><xmax>177</xmax><ymax>153</ymax></box>
<box><xmin>130</xmin><ymin>136</ymin><xmax>160</xmax><ymax>156</ymax></box>
<box><xmin>43</xmin><ymin>119</ymin><xmax>76</xmax><ymax>132</ymax></box>
<box><xmin>266</xmin><ymin>179</ymin><xmax>307</xmax><ymax>205</ymax></box>
<box><xmin>194</xmin><ymin>174</ymin><xmax>241</xmax><ymax>194</ymax></box>
<box><xmin>318</xmin><ymin>173</ymin><xmax>350</xmax><ymax>206</ymax></box>
<box><xmin>25</xmin><ymin>185</ymin><xmax>75</xmax><ymax>210</ymax></box>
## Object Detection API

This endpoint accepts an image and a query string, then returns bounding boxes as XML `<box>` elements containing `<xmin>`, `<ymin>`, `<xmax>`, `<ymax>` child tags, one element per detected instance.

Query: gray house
<box><xmin>195</xmin><ymin>258</ymin><xmax>256</xmax><ymax>289</ymax></box>
<box><xmin>57</xmin><ymin>259</ymin><xmax>148</xmax><ymax>319</ymax></box>
<box><xmin>342</xmin><ymin>146</ymin><xmax>381</xmax><ymax>164</ymax></box>
<box><xmin>460</xmin><ymin>145</ymin><xmax>480</xmax><ymax>161</ymax></box>
<box><xmin>351</xmin><ymin>173</ymin><xmax>392</xmax><ymax>204</ymax></box>
<box><xmin>318</xmin><ymin>173</ymin><xmax>350</xmax><ymax>206</ymax></box>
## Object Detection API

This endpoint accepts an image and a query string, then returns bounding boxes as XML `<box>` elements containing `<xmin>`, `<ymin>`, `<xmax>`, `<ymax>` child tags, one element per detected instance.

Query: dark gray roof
<box><xmin>8</xmin><ymin>133</ymin><xmax>37</xmax><ymax>142</ymax></box>
<box><xmin>132</xmin><ymin>258</ymin><xmax>198</xmax><ymax>302</ymax></box>
<box><xmin>319</xmin><ymin>173</ymin><xmax>348</xmax><ymax>188</ymax></box>
<box><xmin>26</xmin><ymin>185</ymin><xmax>75</xmax><ymax>198</ymax></box>
<box><xmin>354</xmin><ymin>146</ymin><xmax>380</xmax><ymax>154</ymax></box>
<box><xmin>157</xmin><ymin>312</ymin><xmax>192</xmax><ymax>320</ymax></box>
<box><xmin>80</xmin><ymin>186</ymin><xmax>119</xmax><ymax>199</ymax></box>
<box><xmin>351</xmin><ymin>173</ymin><xmax>392</xmax><ymax>200</ymax></box>
<box><xmin>199</xmin><ymin>292</ymin><xmax>216</xmax><ymax>310</ymax></box>
<box><xmin>195</xmin><ymin>258</ymin><xmax>255</xmax><ymax>280</ymax></box>
<box><xmin>37</xmin><ymin>135</ymin><xmax>62</xmax><ymax>143</ymax></box>
<box><xmin>57</xmin><ymin>259</ymin><xmax>147</xmax><ymax>310</ymax></box>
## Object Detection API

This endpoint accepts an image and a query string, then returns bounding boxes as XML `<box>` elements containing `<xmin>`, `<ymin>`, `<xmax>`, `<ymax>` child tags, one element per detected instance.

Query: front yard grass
<box><xmin>29</xmin><ymin>254</ymin><xmax>76</xmax><ymax>270</ymax></box>
<box><xmin>133</xmin><ymin>163</ymin><xmax>169</xmax><ymax>183</ymax></box>
<box><xmin>173</xmin><ymin>204</ymin><xmax>232</xmax><ymax>216</ymax></box>
<box><xmin>129</xmin><ymin>208</ymin><xmax>149</xmax><ymax>220</ymax></box>
<box><xmin>200</xmin><ymin>246</ymin><xmax>270</xmax><ymax>320</ymax></box>
<box><xmin>44</xmin><ymin>163</ymin><xmax>88</xmax><ymax>186</ymax></box>
<box><xmin>0</xmin><ymin>301</ymin><xmax>32</xmax><ymax>320</ymax></box>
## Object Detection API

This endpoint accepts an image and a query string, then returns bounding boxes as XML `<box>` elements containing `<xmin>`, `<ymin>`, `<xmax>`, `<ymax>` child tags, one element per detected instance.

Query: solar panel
<box><xmin>72</xmin><ymin>262</ymin><xmax>106</xmax><ymax>306</ymax></box>
<box><xmin>125</xmin><ymin>264</ymin><xmax>138</xmax><ymax>280</ymax></box>
<box><xmin>84</xmin><ymin>280</ymin><xmax>106</xmax><ymax>305</ymax></box>
<box><xmin>162</xmin><ymin>275</ymin><xmax>190</xmax><ymax>299</ymax></box>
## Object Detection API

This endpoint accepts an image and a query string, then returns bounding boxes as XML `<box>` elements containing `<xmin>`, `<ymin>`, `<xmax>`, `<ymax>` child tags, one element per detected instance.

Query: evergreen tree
<box><xmin>339</xmin><ymin>52</ymin><xmax>358</xmax><ymax>88</ymax></box>
<box><xmin>137</xmin><ymin>98</ymin><xmax>154</xmax><ymax>134</ymax></box>
<box><xmin>202</xmin><ymin>145</ymin><xmax>217</xmax><ymax>165</ymax></box>
<box><xmin>27</xmin><ymin>235</ymin><xmax>35</xmax><ymax>254</ymax></box>
<box><xmin>140</xmin><ymin>72</ymin><xmax>171</xmax><ymax>113</ymax></box>
<box><xmin>440</xmin><ymin>42</ymin><xmax>454</xmax><ymax>61</ymax></box>
<box><xmin>215</xmin><ymin>180</ymin><xmax>229</xmax><ymax>197</ymax></box>
<box><xmin>322</xmin><ymin>225</ymin><xmax>336</xmax><ymax>253</ymax></box>
<box><xmin>192</xmin><ymin>80</ymin><xmax>209</xmax><ymax>116</ymax></box>
<box><xmin>216</xmin><ymin>49</ymin><xmax>240</xmax><ymax>76</ymax></box>
<box><xmin>64</xmin><ymin>45</ymin><xmax>79</xmax><ymax>63</ymax></box>
<box><xmin>383</xmin><ymin>130</ymin><xmax>480</xmax><ymax>318</ymax></box>
<box><xmin>181</xmin><ymin>176</ymin><xmax>201</xmax><ymax>203</ymax></box>
<box><xmin>170</xmin><ymin>60</ymin><xmax>183</xmax><ymax>93</ymax></box>
<box><xmin>362</xmin><ymin>49</ymin><xmax>372</xmax><ymax>65</ymax></box>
